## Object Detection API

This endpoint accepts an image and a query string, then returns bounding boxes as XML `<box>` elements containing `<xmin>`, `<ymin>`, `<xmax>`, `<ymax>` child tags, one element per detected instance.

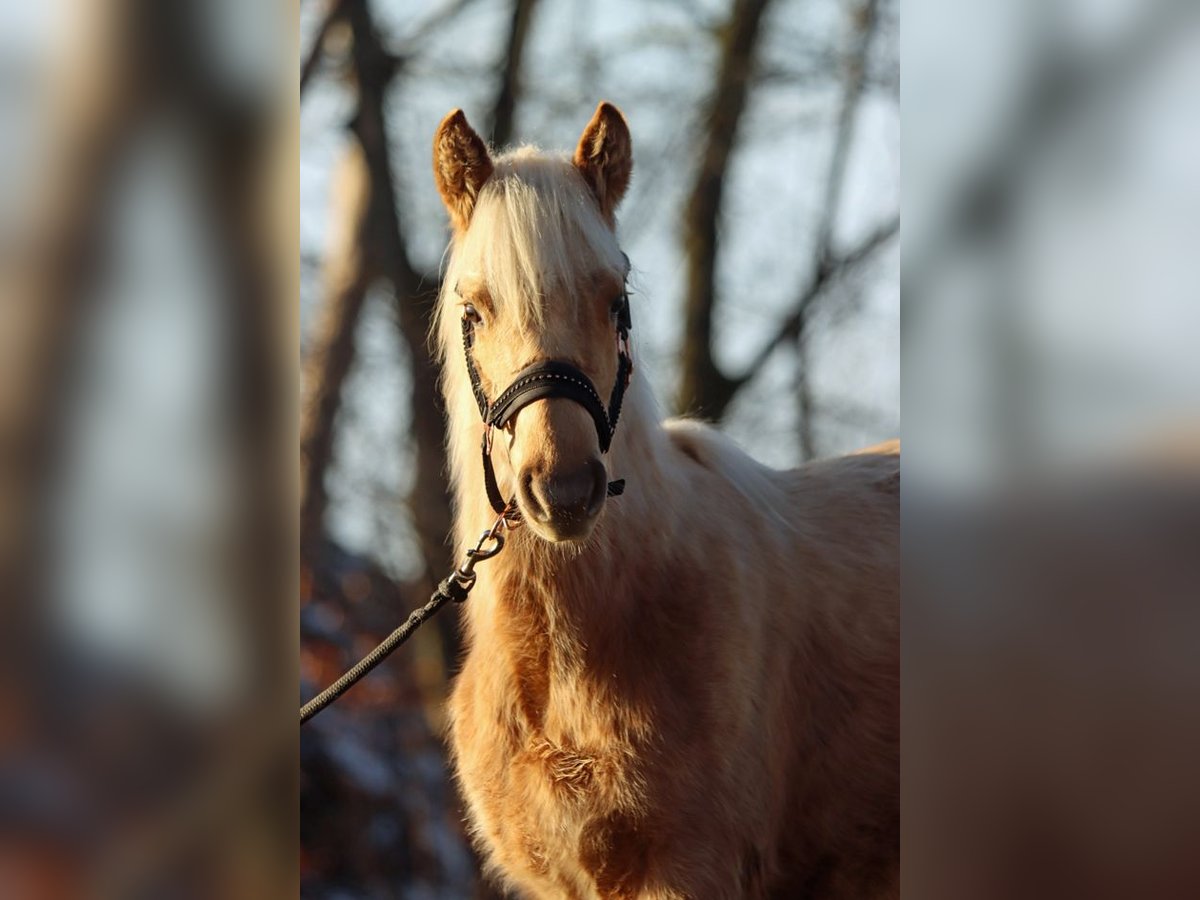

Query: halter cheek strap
<box><xmin>462</xmin><ymin>290</ymin><xmax>633</xmax><ymax>517</ymax></box>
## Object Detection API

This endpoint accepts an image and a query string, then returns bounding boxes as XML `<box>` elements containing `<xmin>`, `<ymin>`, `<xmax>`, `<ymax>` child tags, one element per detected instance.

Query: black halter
<box><xmin>461</xmin><ymin>281</ymin><xmax>634</xmax><ymax>517</ymax></box>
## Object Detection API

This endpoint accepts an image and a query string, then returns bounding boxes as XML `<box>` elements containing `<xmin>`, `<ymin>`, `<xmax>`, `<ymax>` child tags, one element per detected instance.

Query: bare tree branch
<box><xmin>812</xmin><ymin>0</ymin><xmax>880</xmax><ymax>265</ymax></box>
<box><xmin>795</xmin><ymin>0</ymin><xmax>881</xmax><ymax>453</ymax></box>
<box><xmin>676</xmin><ymin>0</ymin><xmax>776</xmax><ymax>418</ymax></box>
<box><xmin>686</xmin><ymin>0</ymin><xmax>892</xmax><ymax>427</ymax></box>
<box><xmin>303</xmin><ymin>0</ymin><xmax>477</xmax><ymax>99</ymax></box>
<box><xmin>732</xmin><ymin>214</ymin><xmax>898</xmax><ymax>388</ymax></box>
<box><xmin>795</xmin><ymin>333</ymin><xmax>817</xmax><ymax>461</ymax></box>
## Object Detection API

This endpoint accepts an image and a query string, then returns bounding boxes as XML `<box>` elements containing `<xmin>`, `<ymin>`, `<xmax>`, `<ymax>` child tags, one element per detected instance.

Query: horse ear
<box><xmin>573</xmin><ymin>102</ymin><xmax>632</xmax><ymax>221</ymax></box>
<box><xmin>433</xmin><ymin>109</ymin><xmax>494</xmax><ymax>233</ymax></box>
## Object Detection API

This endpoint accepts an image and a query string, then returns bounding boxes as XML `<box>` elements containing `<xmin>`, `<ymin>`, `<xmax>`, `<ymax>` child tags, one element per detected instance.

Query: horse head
<box><xmin>434</xmin><ymin>103</ymin><xmax>634</xmax><ymax>542</ymax></box>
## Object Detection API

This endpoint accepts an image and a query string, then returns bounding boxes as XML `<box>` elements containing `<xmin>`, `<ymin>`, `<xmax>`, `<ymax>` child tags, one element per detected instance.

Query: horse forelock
<box><xmin>435</xmin><ymin>147</ymin><xmax>626</xmax><ymax>340</ymax></box>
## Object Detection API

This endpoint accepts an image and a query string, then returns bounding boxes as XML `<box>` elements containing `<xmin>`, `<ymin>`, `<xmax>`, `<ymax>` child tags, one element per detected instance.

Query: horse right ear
<box><xmin>573</xmin><ymin>101</ymin><xmax>632</xmax><ymax>223</ymax></box>
<box><xmin>433</xmin><ymin>109</ymin><xmax>494</xmax><ymax>233</ymax></box>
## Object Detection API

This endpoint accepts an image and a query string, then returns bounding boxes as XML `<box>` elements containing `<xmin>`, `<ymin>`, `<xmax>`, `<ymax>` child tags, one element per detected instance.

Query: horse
<box><xmin>430</xmin><ymin>101</ymin><xmax>899</xmax><ymax>899</ymax></box>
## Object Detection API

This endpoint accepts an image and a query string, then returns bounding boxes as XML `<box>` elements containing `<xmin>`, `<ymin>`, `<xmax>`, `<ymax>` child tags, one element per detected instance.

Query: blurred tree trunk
<box><xmin>489</xmin><ymin>0</ymin><xmax>541</xmax><ymax>148</ymax></box>
<box><xmin>300</xmin><ymin>147</ymin><xmax>371</xmax><ymax>550</ymax></box>
<box><xmin>677</xmin><ymin>0</ymin><xmax>774</xmax><ymax>419</ymax></box>
<box><xmin>0</xmin><ymin>10</ymin><xmax>133</xmax><ymax>624</ymax></box>
<box><xmin>2</xmin><ymin>0</ymin><xmax>295</xmax><ymax>893</ymax></box>
<box><xmin>339</xmin><ymin>0</ymin><xmax>459</xmax><ymax>675</ymax></box>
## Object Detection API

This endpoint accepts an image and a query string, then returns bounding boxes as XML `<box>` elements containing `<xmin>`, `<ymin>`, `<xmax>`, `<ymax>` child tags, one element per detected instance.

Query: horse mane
<box><xmin>663</xmin><ymin>419</ymin><xmax>800</xmax><ymax>535</ymax></box>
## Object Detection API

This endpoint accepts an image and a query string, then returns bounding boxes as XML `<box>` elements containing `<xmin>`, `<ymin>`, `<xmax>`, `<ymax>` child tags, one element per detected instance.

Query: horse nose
<box><xmin>517</xmin><ymin>458</ymin><xmax>608</xmax><ymax>539</ymax></box>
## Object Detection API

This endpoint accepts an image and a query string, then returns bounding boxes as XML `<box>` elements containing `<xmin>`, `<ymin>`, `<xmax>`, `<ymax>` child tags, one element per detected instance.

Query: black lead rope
<box><xmin>301</xmin><ymin>503</ymin><xmax>517</xmax><ymax>725</ymax></box>
<box><xmin>300</xmin><ymin>579</ymin><xmax>464</xmax><ymax>725</ymax></box>
<box><xmin>301</xmin><ymin>271</ymin><xmax>635</xmax><ymax>725</ymax></box>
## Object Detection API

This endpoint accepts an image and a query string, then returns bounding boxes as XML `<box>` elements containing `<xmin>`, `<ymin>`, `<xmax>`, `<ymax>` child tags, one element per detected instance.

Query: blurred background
<box><xmin>298</xmin><ymin>0</ymin><xmax>897</xmax><ymax>895</ymax></box>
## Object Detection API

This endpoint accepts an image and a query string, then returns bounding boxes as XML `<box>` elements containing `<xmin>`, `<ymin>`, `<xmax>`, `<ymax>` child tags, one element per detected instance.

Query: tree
<box><xmin>677</xmin><ymin>0</ymin><xmax>898</xmax><ymax>439</ymax></box>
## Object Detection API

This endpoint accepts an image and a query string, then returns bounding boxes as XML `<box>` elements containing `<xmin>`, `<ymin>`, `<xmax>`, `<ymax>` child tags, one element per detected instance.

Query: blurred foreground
<box><xmin>904</xmin><ymin>0</ymin><xmax>1200</xmax><ymax>897</ymax></box>
<box><xmin>0</xmin><ymin>1</ymin><xmax>295</xmax><ymax>897</ymax></box>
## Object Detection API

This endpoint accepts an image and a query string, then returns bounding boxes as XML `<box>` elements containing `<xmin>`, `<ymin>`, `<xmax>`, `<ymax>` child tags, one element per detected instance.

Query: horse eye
<box><xmin>462</xmin><ymin>303</ymin><xmax>483</xmax><ymax>325</ymax></box>
<box><xmin>609</xmin><ymin>295</ymin><xmax>625</xmax><ymax>316</ymax></box>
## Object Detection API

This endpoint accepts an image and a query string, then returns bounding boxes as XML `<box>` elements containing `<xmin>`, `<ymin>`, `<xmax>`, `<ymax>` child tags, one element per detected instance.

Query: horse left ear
<box><xmin>433</xmin><ymin>109</ymin><xmax>494</xmax><ymax>234</ymax></box>
<box><xmin>573</xmin><ymin>102</ymin><xmax>632</xmax><ymax>222</ymax></box>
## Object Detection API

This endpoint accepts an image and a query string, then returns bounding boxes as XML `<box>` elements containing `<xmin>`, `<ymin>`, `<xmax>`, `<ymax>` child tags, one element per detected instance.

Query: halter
<box><xmin>460</xmin><ymin>274</ymin><xmax>634</xmax><ymax>517</ymax></box>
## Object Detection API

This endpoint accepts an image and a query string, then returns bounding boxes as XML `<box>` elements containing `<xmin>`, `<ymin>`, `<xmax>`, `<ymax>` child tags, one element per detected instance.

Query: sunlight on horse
<box><xmin>432</xmin><ymin>102</ymin><xmax>899</xmax><ymax>899</ymax></box>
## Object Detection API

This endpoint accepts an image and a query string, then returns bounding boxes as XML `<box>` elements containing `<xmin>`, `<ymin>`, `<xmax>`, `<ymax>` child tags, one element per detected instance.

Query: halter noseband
<box><xmin>461</xmin><ymin>276</ymin><xmax>634</xmax><ymax>517</ymax></box>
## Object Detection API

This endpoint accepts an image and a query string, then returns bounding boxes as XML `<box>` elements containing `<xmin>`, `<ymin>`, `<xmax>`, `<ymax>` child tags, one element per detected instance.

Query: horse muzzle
<box><xmin>516</xmin><ymin>456</ymin><xmax>609</xmax><ymax>541</ymax></box>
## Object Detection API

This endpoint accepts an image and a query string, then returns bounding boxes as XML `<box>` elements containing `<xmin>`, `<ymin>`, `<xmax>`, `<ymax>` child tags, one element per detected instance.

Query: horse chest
<box><xmin>454</xmin><ymin>662</ymin><xmax>617</xmax><ymax>807</ymax></box>
<box><xmin>478</xmin><ymin>741</ymin><xmax>644</xmax><ymax>897</ymax></box>
<box><xmin>451</xmin><ymin>657</ymin><xmax>647</xmax><ymax>892</ymax></box>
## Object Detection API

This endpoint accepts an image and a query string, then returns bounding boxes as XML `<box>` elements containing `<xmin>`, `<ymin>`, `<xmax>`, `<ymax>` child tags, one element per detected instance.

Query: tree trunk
<box><xmin>300</xmin><ymin>145</ymin><xmax>371</xmax><ymax>548</ymax></box>
<box><xmin>344</xmin><ymin>0</ymin><xmax>458</xmax><ymax>667</ymax></box>
<box><xmin>677</xmin><ymin>0</ymin><xmax>774</xmax><ymax>419</ymax></box>
<box><xmin>490</xmin><ymin>0</ymin><xmax>541</xmax><ymax>148</ymax></box>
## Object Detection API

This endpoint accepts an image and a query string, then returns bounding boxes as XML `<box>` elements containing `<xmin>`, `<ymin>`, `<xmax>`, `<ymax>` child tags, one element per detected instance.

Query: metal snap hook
<box><xmin>468</xmin><ymin>530</ymin><xmax>505</xmax><ymax>562</ymax></box>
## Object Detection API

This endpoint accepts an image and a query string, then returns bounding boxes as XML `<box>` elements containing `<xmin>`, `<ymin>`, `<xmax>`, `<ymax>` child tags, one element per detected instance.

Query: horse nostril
<box><xmin>518</xmin><ymin>460</ymin><xmax>608</xmax><ymax>530</ymax></box>
<box><xmin>549</xmin><ymin>464</ymin><xmax>602</xmax><ymax>520</ymax></box>
<box><xmin>582</xmin><ymin>458</ymin><xmax>608</xmax><ymax>518</ymax></box>
<box><xmin>517</xmin><ymin>469</ymin><xmax>550</xmax><ymax>523</ymax></box>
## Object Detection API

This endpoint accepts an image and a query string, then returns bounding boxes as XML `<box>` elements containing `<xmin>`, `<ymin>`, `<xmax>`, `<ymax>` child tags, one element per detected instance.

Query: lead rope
<box><xmin>300</xmin><ymin>501</ymin><xmax>520</xmax><ymax>725</ymax></box>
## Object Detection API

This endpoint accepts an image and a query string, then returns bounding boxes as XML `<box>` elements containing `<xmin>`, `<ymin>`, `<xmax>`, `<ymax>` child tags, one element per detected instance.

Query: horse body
<box><xmin>432</xmin><ymin>104</ymin><xmax>898</xmax><ymax>899</ymax></box>
<box><xmin>449</xmin><ymin>427</ymin><xmax>899</xmax><ymax>899</ymax></box>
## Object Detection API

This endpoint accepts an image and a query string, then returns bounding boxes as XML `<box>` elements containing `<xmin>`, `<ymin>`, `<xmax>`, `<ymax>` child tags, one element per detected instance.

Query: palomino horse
<box><xmin>431</xmin><ymin>102</ymin><xmax>899</xmax><ymax>899</ymax></box>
